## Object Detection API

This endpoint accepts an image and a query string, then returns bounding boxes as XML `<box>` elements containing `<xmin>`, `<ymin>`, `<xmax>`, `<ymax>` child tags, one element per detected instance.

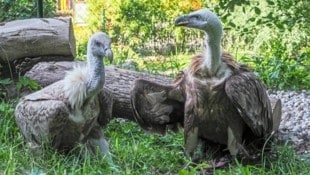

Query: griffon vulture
<box><xmin>15</xmin><ymin>32</ymin><xmax>114</xmax><ymax>158</ymax></box>
<box><xmin>131</xmin><ymin>9</ymin><xmax>282</xmax><ymax>160</ymax></box>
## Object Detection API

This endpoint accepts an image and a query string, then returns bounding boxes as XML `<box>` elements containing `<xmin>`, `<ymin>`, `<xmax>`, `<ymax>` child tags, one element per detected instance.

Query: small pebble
<box><xmin>268</xmin><ymin>90</ymin><xmax>310</xmax><ymax>154</ymax></box>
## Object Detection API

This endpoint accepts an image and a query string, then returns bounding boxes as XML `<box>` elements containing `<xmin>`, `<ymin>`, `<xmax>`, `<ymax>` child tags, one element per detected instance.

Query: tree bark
<box><xmin>0</xmin><ymin>18</ymin><xmax>76</xmax><ymax>63</ymax></box>
<box><xmin>23</xmin><ymin>61</ymin><xmax>174</xmax><ymax>120</ymax></box>
<box><xmin>21</xmin><ymin>61</ymin><xmax>280</xmax><ymax>122</ymax></box>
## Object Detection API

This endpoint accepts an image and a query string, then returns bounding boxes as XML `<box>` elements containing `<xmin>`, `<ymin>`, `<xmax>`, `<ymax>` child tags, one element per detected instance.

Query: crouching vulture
<box><xmin>131</xmin><ymin>9</ymin><xmax>282</xmax><ymax>160</ymax></box>
<box><xmin>15</xmin><ymin>32</ymin><xmax>113</xmax><ymax>158</ymax></box>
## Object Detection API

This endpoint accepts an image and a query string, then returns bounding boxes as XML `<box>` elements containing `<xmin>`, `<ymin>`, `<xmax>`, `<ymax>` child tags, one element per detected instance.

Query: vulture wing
<box><xmin>225</xmin><ymin>72</ymin><xmax>273</xmax><ymax>137</ymax></box>
<box><xmin>131</xmin><ymin>79</ymin><xmax>184</xmax><ymax>135</ymax></box>
<box><xmin>14</xmin><ymin>81</ymin><xmax>73</xmax><ymax>148</ymax></box>
<box><xmin>97</xmin><ymin>88</ymin><xmax>114</xmax><ymax>127</ymax></box>
<box><xmin>23</xmin><ymin>80</ymin><xmax>66</xmax><ymax>101</ymax></box>
<box><xmin>15</xmin><ymin>99</ymin><xmax>71</xmax><ymax>146</ymax></box>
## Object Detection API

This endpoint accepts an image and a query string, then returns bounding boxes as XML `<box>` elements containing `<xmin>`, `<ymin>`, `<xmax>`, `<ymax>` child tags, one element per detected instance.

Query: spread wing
<box><xmin>225</xmin><ymin>72</ymin><xmax>273</xmax><ymax>137</ymax></box>
<box><xmin>130</xmin><ymin>79</ymin><xmax>184</xmax><ymax>135</ymax></box>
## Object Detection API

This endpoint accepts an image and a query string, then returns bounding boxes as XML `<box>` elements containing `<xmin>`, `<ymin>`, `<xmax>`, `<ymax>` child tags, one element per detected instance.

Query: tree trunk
<box><xmin>20</xmin><ymin>61</ymin><xmax>280</xmax><ymax>122</ymax></box>
<box><xmin>23</xmin><ymin>61</ymin><xmax>174</xmax><ymax>120</ymax></box>
<box><xmin>0</xmin><ymin>18</ymin><xmax>76</xmax><ymax>63</ymax></box>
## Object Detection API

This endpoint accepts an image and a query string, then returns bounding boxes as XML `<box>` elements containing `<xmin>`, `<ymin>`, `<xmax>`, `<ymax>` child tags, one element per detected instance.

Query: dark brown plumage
<box><xmin>131</xmin><ymin>79</ymin><xmax>184</xmax><ymax>135</ymax></box>
<box><xmin>131</xmin><ymin>9</ymin><xmax>282</xmax><ymax>160</ymax></box>
<box><xmin>175</xmin><ymin>54</ymin><xmax>275</xmax><ymax>157</ymax></box>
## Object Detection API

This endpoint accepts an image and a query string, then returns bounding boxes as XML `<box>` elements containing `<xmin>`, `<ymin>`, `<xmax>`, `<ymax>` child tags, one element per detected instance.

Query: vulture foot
<box><xmin>184</xmin><ymin>127</ymin><xmax>199</xmax><ymax>158</ymax></box>
<box><xmin>227</xmin><ymin>127</ymin><xmax>249</xmax><ymax>157</ymax></box>
<box><xmin>211</xmin><ymin>156</ymin><xmax>231</xmax><ymax>168</ymax></box>
<box><xmin>83</xmin><ymin>125</ymin><xmax>110</xmax><ymax>159</ymax></box>
<box><xmin>27</xmin><ymin>142</ymin><xmax>43</xmax><ymax>156</ymax></box>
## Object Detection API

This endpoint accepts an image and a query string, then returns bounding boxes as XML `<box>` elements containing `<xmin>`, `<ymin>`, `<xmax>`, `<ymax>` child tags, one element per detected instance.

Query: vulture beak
<box><xmin>105</xmin><ymin>48</ymin><xmax>113</xmax><ymax>63</ymax></box>
<box><xmin>175</xmin><ymin>15</ymin><xmax>189</xmax><ymax>26</ymax></box>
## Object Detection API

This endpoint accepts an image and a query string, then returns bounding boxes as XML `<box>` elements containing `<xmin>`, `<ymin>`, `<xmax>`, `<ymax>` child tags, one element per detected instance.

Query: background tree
<box><xmin>0</xmin><ymin>0</ymin><xmax>56</xmax><ymax>22</ymax></box>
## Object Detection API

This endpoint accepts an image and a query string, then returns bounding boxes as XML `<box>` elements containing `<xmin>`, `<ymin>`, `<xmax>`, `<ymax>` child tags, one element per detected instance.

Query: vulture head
<box><xmin>175</xmin><ymin>9</ymin><xmax>223</xmax><ymax>42</ymax></box>
<box><xmin>88</xmin><ymin>32</ymin><xmax>113</xmax><ymax>63</ymax></box>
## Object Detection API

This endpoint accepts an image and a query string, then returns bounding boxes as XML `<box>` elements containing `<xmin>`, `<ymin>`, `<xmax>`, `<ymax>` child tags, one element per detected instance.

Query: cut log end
<box><xmin>0</xmin><ymin>18</ymin><xmax>76</xmax><ymax>63</ymax></box>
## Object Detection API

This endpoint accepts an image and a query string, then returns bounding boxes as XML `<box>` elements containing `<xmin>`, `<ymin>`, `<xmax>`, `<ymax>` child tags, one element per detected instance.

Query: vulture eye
<box><xmin>191</xmin><ymin>15</ymin><xmax>201</xmax><ymax>20</ymax></box>
<box><xmin>94</xmin><ymin>40</ymin><xmax>101</xmax><ymax>47</ymax></box>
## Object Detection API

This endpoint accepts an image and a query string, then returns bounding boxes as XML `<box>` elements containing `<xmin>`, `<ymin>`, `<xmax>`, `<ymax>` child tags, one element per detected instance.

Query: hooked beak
<box><xmin>105</xmin><ymin>49</ymin><xmax>113</xmax><ymax>63</ymax></box>
<box><xmin>175</xmin><ymin>15</ymin><xmax>189</xmax><ymax>26</ymax></box>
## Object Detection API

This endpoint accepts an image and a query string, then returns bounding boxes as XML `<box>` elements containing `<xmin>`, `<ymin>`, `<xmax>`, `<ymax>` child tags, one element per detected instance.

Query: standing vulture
<box><xmin>15</xmin><ymin>32</ymin><xmax>113</xmax><ymax>158</ymax></box>
<box><xmin>131</xmin><ymin>9</ymin><xmax>282</xmax><ymax>159</ymax></box>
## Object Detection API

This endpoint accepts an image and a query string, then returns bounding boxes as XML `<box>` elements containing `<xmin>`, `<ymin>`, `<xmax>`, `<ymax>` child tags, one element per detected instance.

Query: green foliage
<box><xmin>0</xmin><ymin>78</ymin><xmax>12</xmax><ymax>100</ymax></box>
<box><xmin>0</xmin><ymin>78</ymin><xmax>12</xmax><ymax>86</ymax></box>
<box><xmin>117</xmin><ymin>0</ymin><xmax>162</xmax><ymax>47</ymax></box>
<box><xmin>16</xmin><ymin>76</ymin><xmax>41</xmax><ymax>92</ymax></box>
<box><xmin>0</xmin><ymin>101</ymin><xmax>18</xmax><ymax>142</ymax></box>
<box><xmin>140</xmin><ymin>54</ymin><xmax>189</xmax><ymax>76</ymax></box>
<box><xmin>0</xmin><ymin>0</ymin><xmax>56</xmax><ymax>22</ymax></box>
<box><xmin>215</xmin><ymin>0</ymin><xmax>309</xmax><ymax>33</ymax></box>
<box><xmin>79</xmin><ymin>0</ymin><xmax>309</xmax><ymax>90</ymax></box>
<box><xmin>0</xmin><ymin>76</ymin><xmax>40</xmax><ymax>101</ymax></box>
<box><xmin>246</xmin><ymin>39</ymin><xmax>310</xmax><ymax>90</ymax></box>
<box><xmin>111</xmin><ymin>45</ymin><xmax>140</xmax><ymax>67</ymax></box>
<box><xmin>0</xmin><ymin>0</ymin><xmax>308</xmax><ymax>89</ymax></box>
<box><xmin>85</xmin><ymin>0</ymin><xmax>202</xmax><ymax>55</ymax></box>
<box><xmin>205</xmin><ymin>0</ymin><xmax>310</xmax><ymax>90</ymax></box>
<box><xmin>262</xmin><ymin>0</ymin><xmax>309</xmax><ymax>33</ymax></box>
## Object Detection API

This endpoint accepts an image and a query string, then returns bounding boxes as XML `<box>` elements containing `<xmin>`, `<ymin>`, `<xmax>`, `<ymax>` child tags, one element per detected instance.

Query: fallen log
<box><xmin>0</xmin><ymin>18</ymin><xmax>76</xmax><ymax>63</ymax></box>
<box><xmin>21</xmin><ymin>61</ymin><xmax>280</xmax><ymax>122</ymax></box>
<box><xmin>23</xmin><ymin>61</ymin><xmax>174</xmax><ymax>120</ymax></box>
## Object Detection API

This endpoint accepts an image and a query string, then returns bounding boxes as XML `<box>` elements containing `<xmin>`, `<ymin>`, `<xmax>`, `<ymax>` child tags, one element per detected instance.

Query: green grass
<box><xmin>1</xmin><ymin>100</ymin><xmax>310</xmax><ymax>175</ymax></box>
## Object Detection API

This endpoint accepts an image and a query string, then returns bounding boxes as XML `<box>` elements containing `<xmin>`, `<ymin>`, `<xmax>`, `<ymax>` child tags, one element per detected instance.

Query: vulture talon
<box><xmin>156</xmin><ymin>115</ymin><xmax>170</xmax><ymax>124</ymax></box>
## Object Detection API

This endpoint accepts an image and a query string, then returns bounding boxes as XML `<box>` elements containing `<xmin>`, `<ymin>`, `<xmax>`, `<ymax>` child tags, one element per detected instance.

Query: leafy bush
<box><xmin>0</xmin><ymin>78</ymin><xmax>12</xmax><ymax>100</ymax></box>
<box><xmin>207</xmin><ymin>0</ymin><xmax>310</xmax><ymax>90</ymax></box>
<box><xmin>78</xmin><ymin>0</ymin><xmax>309</xmax><ymax>90</ymax></box>
<box><xmin>1</xmin><ymin>0</ymin><xmax>308</xmax><ymax>90</ymax></box>
<box><xmin>242</xmin><ymin>38</ymin><xmax>310</xmax><ymax>90</ymax></box>
<box><xmin>0</xmin><ymin>0</ymin><xmax>56</xmax><ymax>22</ymax></box>
<box><xmin>83</xmin><ymin>0</ymin><xmax>204</xmax><ymax>54</ymax></box>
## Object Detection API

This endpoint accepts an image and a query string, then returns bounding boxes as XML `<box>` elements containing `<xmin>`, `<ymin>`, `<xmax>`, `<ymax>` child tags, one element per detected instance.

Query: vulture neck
<box><xmin>202</xmin><ymin>32</ymin><xmax>222</xmax><ymax>76</ymax></box>
<box><xmin>86</xmin><ymin>50</ymin><xmax>105</xmax><ymax>97</ymax></box>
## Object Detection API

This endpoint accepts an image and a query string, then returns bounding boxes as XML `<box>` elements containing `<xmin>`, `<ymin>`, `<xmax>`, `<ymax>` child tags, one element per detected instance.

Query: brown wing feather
<box><xmin>97</xmin><ymin>88</ymin><xmax>114</xmax><ymax>127</ymax></box>
<box><xmin>130</xmin><ymin>79</ymin><xmax>184</xmax><ymax>135</ymax></box>
<box><xmin>225</xmin><ymin>72</ymin><xmax>273</xmax><ymax>137</ymax></box>
<box><xmin>15</xmin><ymin>98</ymin><xmax>70</xmax><ymax>146</ymax></box>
